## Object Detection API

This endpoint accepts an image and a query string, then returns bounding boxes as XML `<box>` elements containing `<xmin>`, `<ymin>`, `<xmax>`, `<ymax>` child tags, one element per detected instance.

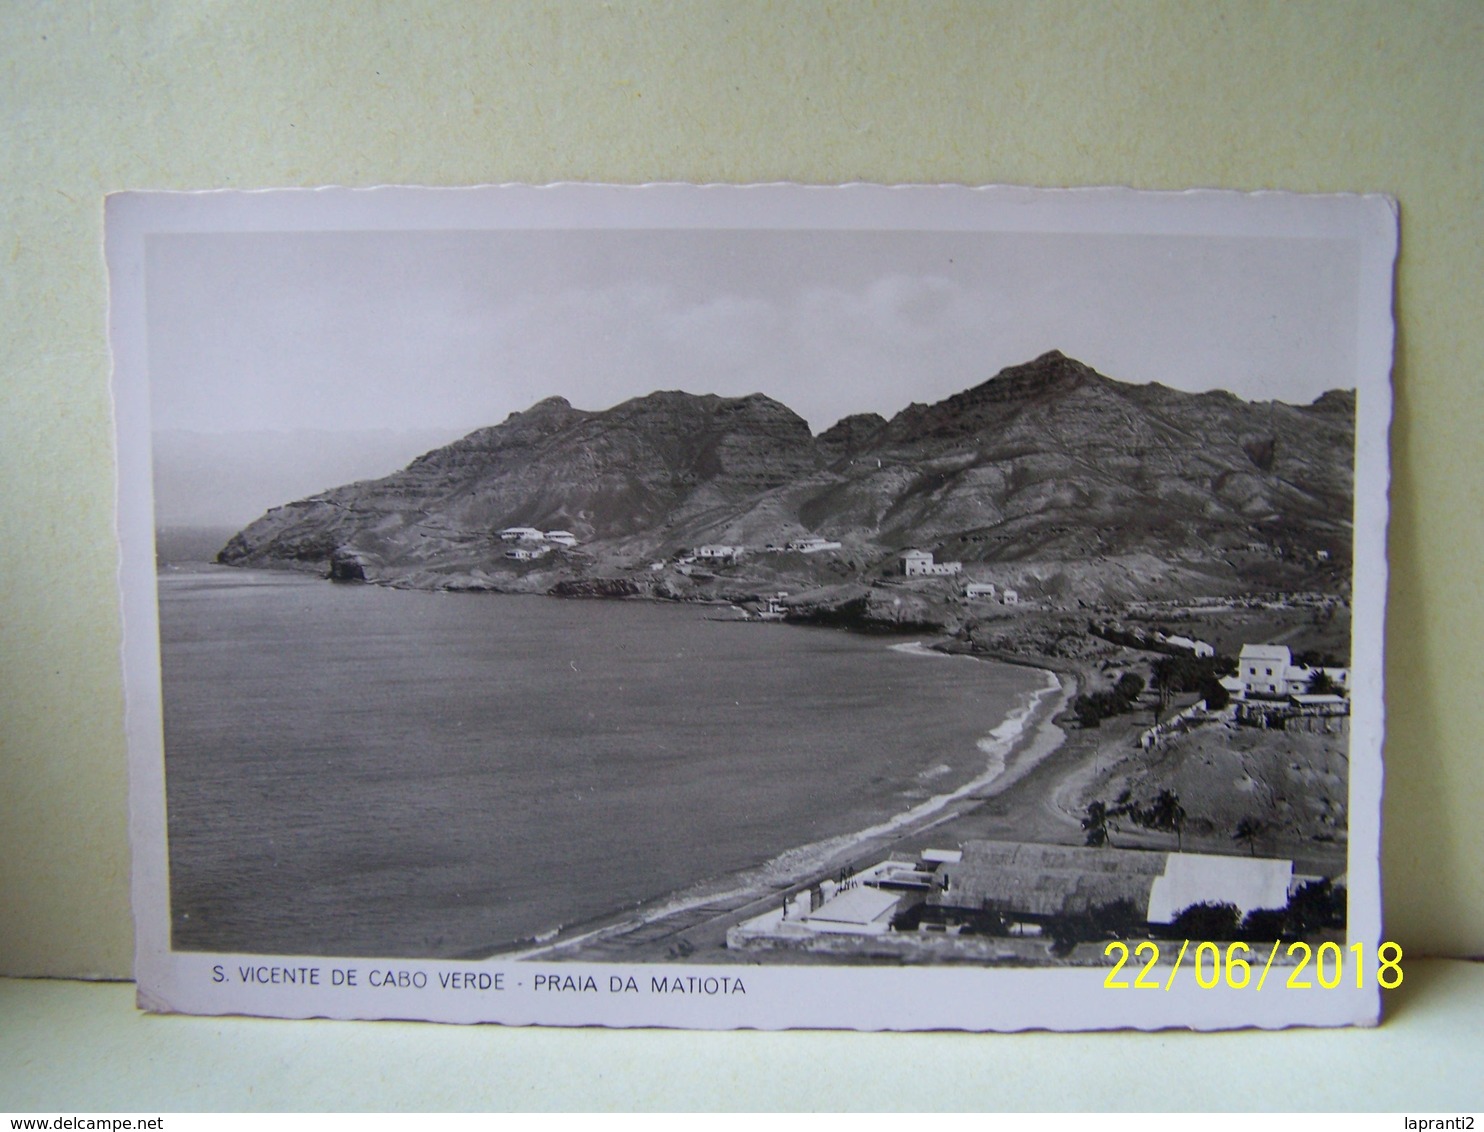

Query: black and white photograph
<box><xmin>110</xmin><ymin>183</ymin><xmax>1394</xmax><ymax>1030</ymax></box>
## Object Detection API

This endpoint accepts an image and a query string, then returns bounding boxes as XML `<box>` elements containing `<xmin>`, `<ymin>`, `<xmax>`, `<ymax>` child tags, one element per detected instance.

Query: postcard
<box><xmin>109</xmin><ymin>183</ymin><xmax>1395</xmax><ymax>1030</ymax></box>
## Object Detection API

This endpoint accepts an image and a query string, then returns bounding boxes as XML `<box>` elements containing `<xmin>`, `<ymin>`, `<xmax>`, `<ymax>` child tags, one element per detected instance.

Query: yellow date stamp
<box><xmin>1103</xmin><ymin>939</ymin><xmax>1404</xmax><ymax>990</ymax></box>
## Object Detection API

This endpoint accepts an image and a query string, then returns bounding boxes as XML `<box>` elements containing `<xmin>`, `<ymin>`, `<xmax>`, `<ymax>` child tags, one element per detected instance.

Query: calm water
<box><xmin>158</xmin><ymin>564</ymin><xmax>1041</xmax><ymax>958</ymax></box>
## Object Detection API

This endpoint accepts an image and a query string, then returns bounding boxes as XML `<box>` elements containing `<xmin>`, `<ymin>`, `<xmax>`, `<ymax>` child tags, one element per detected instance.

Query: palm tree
<box><xmin>1233</xmin><ymin>815</ymin><xmax>1263</xmax><ymax>857</ymax></box>
<box><xmin>1082</xmin><ymin>801</ymin><xmax>1115</xmax><ymax>848</ymax></box>
<box><xmin>1148</xmin><ymin>789</ymin><xmax>1187</xmax><ymax>851</ymax></box>
<box><xmin>1305</xmin><ymin>669</ymin><xmax>1338</xmax><ymax>695</ymax></box>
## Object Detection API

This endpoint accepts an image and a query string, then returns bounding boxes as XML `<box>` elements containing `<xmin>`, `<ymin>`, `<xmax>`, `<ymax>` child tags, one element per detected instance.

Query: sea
<box><xmin>156</xmin><ymin>539</ymin><xmax>1047</xmax><ymax>960</ymax></box>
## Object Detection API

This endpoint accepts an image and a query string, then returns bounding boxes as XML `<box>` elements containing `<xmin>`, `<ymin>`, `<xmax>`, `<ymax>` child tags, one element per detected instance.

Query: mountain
<box><xmin>217</xmin><ymin>351</ymin><xmax>1355</xmax><ymax>604</ymax></box>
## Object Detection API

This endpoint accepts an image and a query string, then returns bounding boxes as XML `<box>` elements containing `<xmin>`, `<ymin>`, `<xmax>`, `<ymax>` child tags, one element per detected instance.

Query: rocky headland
<box><xmin>217</xmin><ymin>351</ymin><xmax>1355</xmax><ymax>633</ymax></box>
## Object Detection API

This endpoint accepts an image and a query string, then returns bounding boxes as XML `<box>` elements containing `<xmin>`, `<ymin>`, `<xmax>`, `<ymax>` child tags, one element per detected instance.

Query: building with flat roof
<box><xmin>505</xmin><ymin>544</ymin><xmax>549</xmax><ymax>561</ymax></box>
<box><xmin>1161</xmin><ymin>633</ymin><xmax>1215</xmax><ymax>658</ymax></box>
<box><xmin>727</xmin><ymin>841</ymin><xmax>1316</xmax><ymax>955</ymax></box>
<box><xmin>1239</xmin><ymin>643</ymin><xmax>1295</xmax><ymax>697</ymax></box>
<box><xmin>1238</xmin><ymin>643</ymin><xmax>1349</xmax><ymax>699</ymax></box>
<box><xmin>786</xmin><ymin>536</ymin><xmax>842</xmax><ymax>554</ymax></box>
<box><xmin>899</xmin><ymin>548</ymin><xmax>963</xmax><ymax>577</ymax></box>
<box><xmin>693</xmin><ymin>544</ymin><xmax>742</xmax><ymax>561</ymax></box>
<box><xmin>498</xmin><ymin>526</ymin><xmax>544</xmax><ymax>542</ymax></box>
<box><xmin>925</xmin><ymin>840</ymin><xmax>1296</xmax><ymax>929</ymax></box>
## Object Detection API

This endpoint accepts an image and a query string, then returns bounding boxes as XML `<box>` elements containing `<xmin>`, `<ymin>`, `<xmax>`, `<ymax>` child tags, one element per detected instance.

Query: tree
<box><xmin>1305</xmin><ymin>669</ymin><xmax>1338</xmax><ymax>695</ymax></box>
<box><xmin>1198</xmin><ymin>675</ymin><xmax>1231</xmax><ymax>711</ymax></box>
<box><xmin>1232</xmin><ymin>816</ymin><xmax>1264</xmax><ymax>857</ymax></box>
<box><xmin>1074</xmin><ymin>689</ymin><xmax>1130</xmax><ymax>727</ymax></box>
<box><xmin>1073</xmin><ymin>695</ymin><xmax>1107</xmax><ymax>728</ymax></box>
<box><xmin>1170</xmin><ymin>901</ymin><xmax>1242</xmax><ymax>940</ymax></box>
<box><xmin>1043</xmin><ymin>914</ymin><xmax>1090</xmax><ymax>957</ymax></box>
<box><xmin>1045</xmin><ymin>899</ymin><xmax>1147</xmax><ymax>956</ymax></box>
<box><xmin>1240</xmin><ymin>906</ymin><xmax>1290</xmax><ymax>942</ymax></box>
<box><xmin>1082</xmin><ymin>801</ymin><xmax>1115</xmax><ymax>848</ymax></box>
<box><xmin>1145</xmin><ymin>789</ymin><xmax>1187</xmax><ymax>851</ymax></box>
<box><xmin>1153</xmin><ymin>654</ymin><xmax>1238</xmax><ymax>707</ymax></box>
<box><xmin>1114</xmin><ymin>672</ymin><xmax>1146</xmax><ymax>702</ymax></box>
<box><xmin>1091</xmin><ymin>898</ymin><xmax>1145</xmax><ymax>939</ymax></box>
<box><xmin>1152</xmin><ymin>654</ymin><xmax>1206</xmax><ymax>695</ymax></box>
<box><xmin>1285</xmin><ymin>880</ymin><xmax>1346</xmax><ymax>936</ymax></box>
<box><xmin>1241</xmin><ymin>881</ymin><xmax>1347</xmax><ymax>941</ymax></box>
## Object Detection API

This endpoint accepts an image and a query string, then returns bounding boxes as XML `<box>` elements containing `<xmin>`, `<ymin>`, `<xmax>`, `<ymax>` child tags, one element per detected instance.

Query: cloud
<box><xmin>146</xmin><ymin>227</ymin><xmax>1361</xmax><ymax>439</ymax></box>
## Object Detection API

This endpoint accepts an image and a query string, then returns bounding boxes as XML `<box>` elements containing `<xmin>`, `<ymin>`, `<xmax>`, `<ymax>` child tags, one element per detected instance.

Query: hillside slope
<box><xmin>218</xmin><ymin>351</ymin><xmax>1355</xmax><ymax>603</ymax></box>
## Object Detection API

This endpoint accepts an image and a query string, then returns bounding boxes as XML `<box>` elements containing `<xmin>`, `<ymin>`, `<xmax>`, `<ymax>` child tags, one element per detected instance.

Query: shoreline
<box><xmin>163</xmin><ymin>558</ymin><xmax>1353</xmax><ymax>964</ymax></box>
<box><xmin>492</xmin><ymin>643</ymin><xmax>1080</xmax><ymax>963</ymax></box>
<box><xmin>202</xmin><ymin>550</ymin><xmax>965</xmax><ymax>632</ymax></box>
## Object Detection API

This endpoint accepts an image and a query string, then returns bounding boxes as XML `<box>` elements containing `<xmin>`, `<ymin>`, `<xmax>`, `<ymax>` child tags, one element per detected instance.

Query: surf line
<box><xmin>501</xmin><ymin>649</ymin><xmax>1066</xmax><ymax>961</ymax></box>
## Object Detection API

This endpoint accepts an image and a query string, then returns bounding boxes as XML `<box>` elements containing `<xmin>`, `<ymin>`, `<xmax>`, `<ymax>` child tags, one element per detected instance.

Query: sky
<box><xmin>145</xmin><ymin>225</ymin><xmax>1361</xmax><ymax>441</ymax></box>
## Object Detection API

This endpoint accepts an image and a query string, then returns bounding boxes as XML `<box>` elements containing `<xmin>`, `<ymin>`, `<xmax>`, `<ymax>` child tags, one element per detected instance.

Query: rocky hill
<box><xmin>217</xmin><ymin>351</ymin><xmax>1355</xmax><ymax>605</ymax></box>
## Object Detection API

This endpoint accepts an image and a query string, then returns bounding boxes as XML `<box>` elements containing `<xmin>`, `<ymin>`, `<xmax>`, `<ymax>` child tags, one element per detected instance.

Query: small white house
<box><xmin>498</xmin><ymin>526</ymin><xmax>544</xmax><ymax>542</ymax></box>
<box><xmin>693</xmin><ymin>544</ymin><xmax>742</xmax><ymax>562</ymax></box>
<box><xmin>1164</xmin><ymin>634</ymin><xmax>1215</xmax><ymax>658</ymax></box>
<box><xmin>965</xmin><ymin>583</ymin><xmax>997</xmax><ymax>599</ymax></box>
<box><xmin>505</xmin><ymin>544</ymin><xmax>549</xmax><ymax>561</ymax></box>
<box><xmin>544</xmin><ymin>530</ymin><xmax>578</xmax><ymax>547</ymax></box>
<box><xmin>1001</xmin><ymin>588</ymin><xmax>1019</xmax><ymax>605</ymax></box>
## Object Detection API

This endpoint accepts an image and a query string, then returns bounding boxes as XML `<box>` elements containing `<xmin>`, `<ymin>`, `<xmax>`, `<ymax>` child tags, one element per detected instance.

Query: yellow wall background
<box><xmin>1</xmin><ymin>1</ymin><xmax>1480</xmax><ymax>980</ymax></box>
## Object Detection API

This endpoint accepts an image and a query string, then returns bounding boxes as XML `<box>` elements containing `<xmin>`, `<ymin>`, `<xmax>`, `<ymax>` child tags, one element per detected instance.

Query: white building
<box><xmin>900</xmin><ymin>549</ymin><xmax>933</xmax><ymax>574</ymax></box>
<box><xmin>1001</xmin><ymin>588</ymin><xmax>1019</xmax><ymax>605</ymax></box>
<box><xmin>1163</xmin><ymin>633</ymin><xmax>1215</xmax><ymax>658</ymax></box>
<box><xmin>505</xmin><ymin>544</ymin><xmax>550</xmax><ymax>561</ymax></box>
<box><xmin>1238</xmin><ymin>643</ymin><xmax>1349</xmax><ymax>699</ymax></box>
<box><xmin>693</xmin><ymin>544</ymin><xmax>742</xmax><ymax>562</ymax></box>
<box><xmin>899</xmin><ymin>549</ymin><xmax>963</xmax><ymax>577</ymax></box>
<box><xmin>926</xmin><ymin>841</ymin><xmax>1298</xmax><ymax>931</ymax></box>
<box><xmin>1239</xmin><ymin>644</ymin><xmax>1293</xmax><ymax>698</ymax></box>
<box><xmin>786</xmin><ymin>537</ymin><xmax>842</xmax><ymax>554</ymax></box>
<box><xmin>965</xmin><ymin>582</ymin><xmax>997</xmax><ymax>599</ymax></box>
<box><xmin>1146</xmin><ymin>854</ymin><xmax>1295</xmax><ymax>925</ymax></box>
<box><xmin>544</xmin><ymin>530</ymin><xmax>578</xmax><ymax>547</ymax></box>
<box><xmin>498</xmin><ymin>526</ymin><xmax>544</xmax><ymax>542</ymax></box>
